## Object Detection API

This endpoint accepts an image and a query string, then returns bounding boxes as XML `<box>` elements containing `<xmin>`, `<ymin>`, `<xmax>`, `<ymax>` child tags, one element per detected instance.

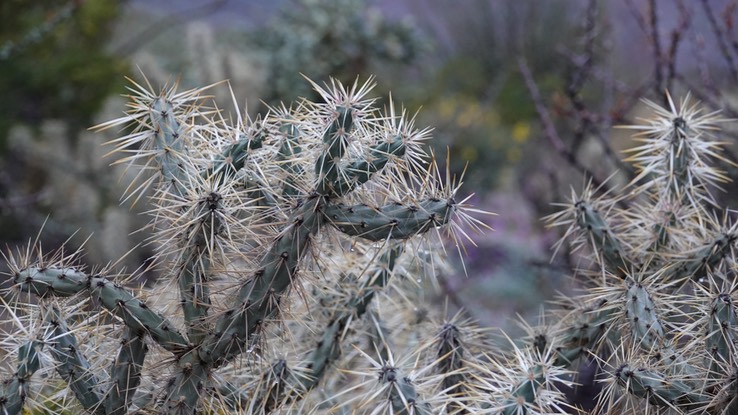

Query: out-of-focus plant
<box><xmin>0</xmin><ymin>0</ymin><xmax>127</xmax><ymax>249</ymax></box>
<box><xmin>404</xmin><ymin>0</ymin><xmax>600</xmax><ymax>193</ymax></box>
<box><xmin>517</xmin><ymin>0</ymin><xmax>738</xmax><ymax>218</ymax></box>
<box><xmin>0</xmin><ymin>0</ymin><xmax>126</xmax><ymax>138</ymax></box>
<box><xmin>254</xmin><ymin>0</ymin><xmax>424</xmax><ymax>105</ymax></box>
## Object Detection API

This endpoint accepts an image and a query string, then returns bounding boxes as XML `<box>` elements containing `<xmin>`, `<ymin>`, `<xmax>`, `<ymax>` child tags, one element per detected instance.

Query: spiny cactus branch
<box><xmin>0</xmin><ymin>339</ymin><xmax>44</xmax><ymax>415</ymax></box>
<box><xmin>45</xmin><ymin>306</ymin><xmax>105</xmax><ymax>414</ymax></box>
<box><xmin>316</xmin><ymin>106</ymin><xmax>354</xmax><ymax>197</ymax></box>
<box><xmin>2</xmin><ymin>75</ymin><xmax>485</xmax><ymax>415</ymax></box>
<box><xmin>615</xmin><ymin>364</ymin><xmax>708</xmax><ymax>409</ymax></box>
<box><xmin>330</xmin><ymin>134</ymin><xmax>407</xmax><ymax>197</ymax></box>
<box><xmin>104</xmin><ymin>328</ymin><xmax>147</xmax><ymax>415</ymax></box>
<box><xmin>298</xmin><ymin>242</ymin><xmax>404</xmax><ymax>392</ymax></box>
<box><xmin>15</xmin><ymin>267</ymin><xmax>188</xmax><ymax>353</ymax></box>
<box><xmin>325</xmin><ymin>198</ymin><xmax>455</xmax><ymax>241</ymax></box>
<box><xmin>198</xmin><ymin>195</ymin><xmax>323</xmax><ymax>368</ymax></box>
<box><xmin>219</xmin><ymin>243</ymin><xmax>407</xmax><ymax>414</ymax></box>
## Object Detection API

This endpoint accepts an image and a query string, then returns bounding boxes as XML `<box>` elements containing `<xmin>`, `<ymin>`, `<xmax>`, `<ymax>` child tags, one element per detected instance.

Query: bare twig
<box><xmin>624</xmin><ymin>0</ymin><xmax>649</xmax><ymax>35</ymax></box>
<box><xmin>566</xmin><ymin>0</ymin><xmax>598</xmax><ymax>157</ymax></box>
<box><xmin>648</xmin><ymin>0</ymin><xmax>666</xmax><ymax>98</ymax></box>
<box><xmin>675</xmin><ymin>73</ymin><xmax>738</xmax><ymax>118</ymax></box>
<box><xmin>723</xmin><ymin>1</ymin><xmax>738</xmax><ymax>57</ymax></box>
<box><xmin>518</xmin><ymin>56</ymin><xmax>618</xmax><ymax>200</ymax></box>
<box><xmin>561</xmin><ymin>0</ymin><xmax>634</xmax><ymax>179</ymax></box>
<box><xmin>664</xmin><ymin>0</ymin><xmax>691</xmax><ymax>93</ymax></box>
<box><xmin>691</xmin><ymin>33</ymin><xmax>720</xmax><ymax>95</ymax></box>
<box><xmin>0</xmin><ymin>1</ymin><xmax>82</xmax><ymax>61</ymax></box>
<box><xmin>567</xmin><ymin>0</ymin><xmax>598</xmax><ymax>95</ymax></box>
<box><xmin>700</xmin><ymin>0</ymin><xmax>738</xmax><ymax>81</ymax></box>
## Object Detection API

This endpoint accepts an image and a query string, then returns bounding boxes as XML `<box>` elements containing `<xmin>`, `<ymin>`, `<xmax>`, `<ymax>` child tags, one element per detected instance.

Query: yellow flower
<box><xmin>512</xmin><ymin>121</ymin><xmax>530</xmax><ymax>143</ymax></box>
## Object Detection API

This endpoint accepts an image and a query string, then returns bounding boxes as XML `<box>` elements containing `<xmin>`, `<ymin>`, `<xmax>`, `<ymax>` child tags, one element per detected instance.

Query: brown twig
<box><xmin>518</xmin><ymin>56</ymin><xmax>621</xmax><ymax>204</ymax></box>
<box><xmin>648</xmin><ymin>0</ymin><xmax>666</xmax><ymax>99</ymax></box>
<box><xmin>664</xmin><ymin>0</ymin><xmax>691</xmax><ymax>93</ymax></box>
<box><xmin>723</xmin><ymin>1</ymin><xmax>738</xmax><ymax>57</ymax></box>
<box><xmin>567</xmin><ymin>0</ymin><xmax>598</xmax><ymax>95</ymax></box>
<box><xmin>675</xmin><ymin>73</ymin><xmax>738</xmax><ymax>118</ymax></box>
<box><xmin>561</xmin><ymin>0</ymin><xmax>635</xmax><ymax>180</ymax></box>
<box><xmin>694</xmin><ymin>34</ymin><xmax>720</xmax><ymax>96</ymax></box>
<box><xmin>624</xmin><ymin>0</ymin><xmax>649</xmax><ymax>35</ymax></box>
<box><xmin>566</xmin><ymin>0</ymin><xmax>598</xmax><ymax>158</ymax></box>
<box><xmin>700</xmin><ymin>0</ymin><xmax>738</xmax><ymax>81</ymax></box>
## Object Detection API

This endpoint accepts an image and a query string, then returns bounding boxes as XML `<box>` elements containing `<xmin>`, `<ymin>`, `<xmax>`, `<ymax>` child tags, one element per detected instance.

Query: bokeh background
<box><xmin>3</xmin><ymin>0</ymin><xmax>738</xmax><ymax>334</ymax></box>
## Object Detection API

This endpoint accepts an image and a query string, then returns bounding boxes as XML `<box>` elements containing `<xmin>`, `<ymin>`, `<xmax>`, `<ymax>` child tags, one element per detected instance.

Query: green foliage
<box><xmin>0</xmin><ymin>0</ymin><xmax>126</xmax><ymax>140</ymax></box>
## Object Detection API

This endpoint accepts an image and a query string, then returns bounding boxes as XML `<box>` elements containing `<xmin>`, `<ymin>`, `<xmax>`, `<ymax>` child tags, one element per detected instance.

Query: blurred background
<box><xmin>3</xmin><ymin>0</ymin><xmax>738</xmax><ymax>333</ymax></box>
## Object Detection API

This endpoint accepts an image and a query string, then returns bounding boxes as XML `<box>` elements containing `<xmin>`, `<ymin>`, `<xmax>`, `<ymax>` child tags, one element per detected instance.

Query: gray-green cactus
<box><xmin>12</xmin><ymin>72</ymin><xmax>737</xmax><ymax>415</ymax></box>
<box><xmin>471</xmin><ymin>93</ymin><xmax>738</xmax><ymax>414</ymax></box>
<box><xmin>0</xmin><ymin>76</ymin><xmax>484</xmax><ymax>415</ymax></box>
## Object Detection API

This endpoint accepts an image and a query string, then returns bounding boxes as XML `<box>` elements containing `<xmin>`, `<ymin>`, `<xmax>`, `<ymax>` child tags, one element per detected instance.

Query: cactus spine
<box><xmin>10</xmin><ymin>73</ymin><xmax>735</xmax><ymax>414</ymax></box>
<box><xmin>0</xmin><ymin>76</ymin><xmax>483</xmax><ymax>414</ymax></box>
<box><xmin>504</xmin><ymin>93</ymin><xmax>738</xmax><ymax>414</ymax></box>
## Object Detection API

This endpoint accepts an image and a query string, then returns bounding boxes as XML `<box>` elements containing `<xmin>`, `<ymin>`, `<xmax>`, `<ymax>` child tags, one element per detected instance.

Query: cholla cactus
<box><xmin>0</xmin><ymin>76</ymin><xmax>486</xmax><ymax>414</ymax></box>
<box><xmin>7</xmin><ymin>74</ymin><xmax>734</xmax><ymax>415</ymax></box>
<box><xmin>488</xmin><ymin>93</ymin><xmax>738</xmax><ymax>414</ymax></box>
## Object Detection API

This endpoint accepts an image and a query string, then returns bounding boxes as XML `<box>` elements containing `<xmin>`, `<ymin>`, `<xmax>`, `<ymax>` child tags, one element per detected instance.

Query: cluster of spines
<box><xmin>529</xmin><ymin>94</ymin><xmax>738</xmax><ymax>414</ymax></box>
<box><xmin>0</xmin><ymin>75</ymin><xmax>485</xmax><ymax>415</ymax></box>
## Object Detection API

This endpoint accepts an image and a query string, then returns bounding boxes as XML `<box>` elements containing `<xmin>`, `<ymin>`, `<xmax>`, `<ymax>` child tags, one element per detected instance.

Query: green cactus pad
<box><xmin>0</xmin><ymin>340</ymin><xmax>44</xmax><ymax>415</ymax></box>
<box><xmin>16</xmin><ymin>267</ymin><xmax>188</xmax><ymax>353</ymax></box>
<box><xmin>324</xmin><ymin>198</ymin><xmax>455</xmax><ymax>241</ymax></box>
<box><xmin>177</xmin><ymin>247</ymin><xmax>212</xmax><ymax>346</ymax></box>
<box><xmin>553</xmin><ymin>301</ymin><xmax>614</xmax><ymax>367</ymax></box>
<box><xmin>672</xmin><ymin>233</ymin><xmax>737</xmax><ymax>281</ymax></box>
<box><xmin>330</xmin><ymin>134</ymin><xmax>406</xmax><ymax>197</ymax></box>
<box><xmin>500</xmin><ymin>364</ymin><xmax>547</xmax><ymax>415</ymax></box>
<box><xmin>199</xmin><ymin>196</ymin><xmax>323</xmax><ymax>367</ymax></box>
<box><xmin>45</xmin><ymin>307</ymin><xmax>105</xmax><ymax>414</ymax></box>
<box><xmin>315</xmin><ymin>106</ymin><xmax>354</xmax><ymax>196</ymax></box>
<box><xmin>302</xmin><ymin>244</ymin><xmax>403</xmax><ymax>389</ymax></box>
<box><xmin>379</xmin><ymin>366</ymin><xmax>432</xmax><ymax>415</ymax></box>
<box><xmin>254</xmin><ymin>359</ymin><xmax>292</xmax><ymax>413</ymax></box>
<box><xmin>161</xmin><ymin>357</ymin><xmax>209</xmax><ymax>415</ymax></box>
<box><xmin>615</xmin><ymin>364</ymin><xmax>707</xmax><ymax>409</ymax></box>
<box><xmin>574</xmin><ymin>201</ymin><xmax>630</xmax><ymax>276</ymax></box>
<box><xmin>207</xmin><ymin>132</ymin><xmax>265</xmax><ymax>183</ymax></box>
<box><xmin>277</xmin><ymin>122</ymin><xmax>304</xmax><ymax>198</ymax></box>
<box><xmin>215</xmin><ymin>244</ymin><xmax>405</xmax><ymax>413</ymax></box>
<box><xmin>214</xmin><ymin>360</ymin><xmax>298</xmax><ymax>413</ymax></box>
<box><xmin>16</xmin><ymin>340</ymin><xmax>42</xmax><ymax>379</ymax></box>
<box><xmin>0</xmin><ymin>379</ymin><xmax>23</xmax><ymax>415</ymax></box>
<box><xmin>706</xmin><ymin>293</ymin><xmax>737</xmax><ymax>376</ymax></box>
<box><xmin>436</xmin><ymin>323</ymin><xmax>467</xmax><ymax>413</ymax></box>
<box><xmin>150</xmin><ymin>97</ymin><xmax>189</xmax><ymax>197</ymax></box>
<box><xmin>104</xmin><ymin>328</ymin><xmax>147</xmax><ymax>415</ymax></box>
<box><xmin>625</xmin><ymin>282</ymin><xmax>665</xmax><ymax>350</ymax></box>
<box><xmin>176</xmin><ymin>192</ymin><xmax>223</xmax><ymax>345</ymax></box>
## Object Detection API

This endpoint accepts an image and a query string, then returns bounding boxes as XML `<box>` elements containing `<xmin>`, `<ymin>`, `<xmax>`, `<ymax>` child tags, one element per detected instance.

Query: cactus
<box><xmin>477</xmin><ymin>92</ymin><xmax>738</xmax><ymax>414</ymax></box>
<box><xmin>0</xmin><ymin>75</ymin><xmax>486</xmax><ymax>415</ymax></box>
<box><xmin>6</xmin><ymin>70</ymin><xmax>734</xmax><ymax>414</ymax></box>
<box><xmin>300</xmin><ymin>91</ymin><xmax>738</xmax><ymax>415</ymax></box>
